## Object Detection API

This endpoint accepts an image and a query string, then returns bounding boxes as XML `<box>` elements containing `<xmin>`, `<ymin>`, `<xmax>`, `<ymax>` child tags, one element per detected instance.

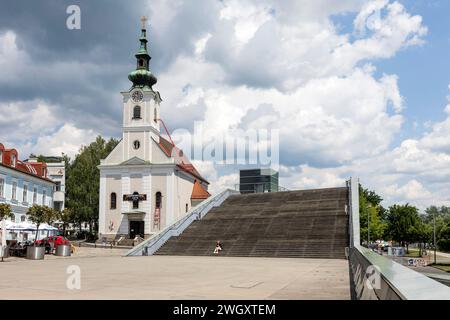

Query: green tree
<box><xmin>0</xmin><ymin>203</ymin><xmax>13</xmax><ymax>221</ymax></box>
<box><xmin>437</xmin><ymin>224</ymin><xmax>450</xmax><ymax>252</ymax></box>
<box><xmin>421</xmin><ymin>206</ymin><xmax>450</xmax><ymax>252</ymax></box>
<box><xmin>65</xmin><ymin>136</ymin><xmax>119</xmax><ymax>235</ymax></box>
<box><xmin>415</xmin><ymin>222</ymin><xmax>432</xmax><ymax>256</ymax></box>
<box><xmin>57</xmin><ymin>208</ymin><xmax>75</xmax><ymax>236</ymax></box>
<box><xmin>359</xmin><ymin>185</ymin><xmax>386</xmax><ymax>245</ymax></box>
<box><xmin>385</xmin><ymin>204</ymin><xmax>422</xmax><ymax>253</ymax></box>
<box><xmin>27</xmin><ymin>205</ymin><xmax>55</xmax><ymax>244</ymax></box>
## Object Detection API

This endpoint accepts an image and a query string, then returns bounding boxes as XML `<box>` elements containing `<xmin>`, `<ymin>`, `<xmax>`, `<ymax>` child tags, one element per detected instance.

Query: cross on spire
<box><xmin>140</xmin><ymin>16</ymin><xmax>148</xmax><ymax>29</ymax></box>
<box><xmin>128</xmin><ymin>16</ymin><xmax>158</xmax><ymax>89</ymax></box>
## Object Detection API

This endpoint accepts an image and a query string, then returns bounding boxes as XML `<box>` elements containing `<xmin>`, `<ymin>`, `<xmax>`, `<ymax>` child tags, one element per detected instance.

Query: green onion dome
<box><xmin>128</xmin><ymin>17</ymin><xmax>157</xmax><ymax>90</ymax></box>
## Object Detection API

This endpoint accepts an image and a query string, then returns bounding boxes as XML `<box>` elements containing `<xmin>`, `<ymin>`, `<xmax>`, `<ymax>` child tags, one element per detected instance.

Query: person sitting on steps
<box><xmin>213</xmin><ymin>241</ymin><xmax>223</xmax><ymax>254</ymax></box>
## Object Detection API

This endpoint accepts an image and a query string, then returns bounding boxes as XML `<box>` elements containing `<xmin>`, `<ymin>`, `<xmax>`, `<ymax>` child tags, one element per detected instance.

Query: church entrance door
<box><xmin>129</xmin><ymin>221</ymin><xmax>144</xmax><ymax>238</ymax></box>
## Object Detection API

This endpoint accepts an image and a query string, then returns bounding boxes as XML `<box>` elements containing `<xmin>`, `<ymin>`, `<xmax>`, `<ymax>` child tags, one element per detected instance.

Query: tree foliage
<box><xmin>422</xmin><ymin>206</ymin><xmax>450</xmax><ymax>252</ymax></box>
<box><xmin>356</xmin><ymin>185</ymin><xmax>449</xmax><ymax>253</ymax></box>
<box><xmin>27</xmin><ymin>205</ymin><xmax>56</xmax><ymax>243</ymax></box>
<box><xmin>65</xmin><ymin>136</ymin><xmax>119</xmax><ymax>234</ymax></box>
<box><xmin>0</xmin><ymin>203</ymin><xmax>13</xmax><ymax>220</ymax></box>
<box><xmin>385</xmin><ymin>204</ymin><xmax>424</xmax><ymax>252</ymax></box>
<box><xmin>359</xmin><ymin>185</ymin><xmax>386</xmax><ymax>244</ymax></box>
<box><xmin>57</xmin><ymin>208</ymin><xmax>75</xmax><ymax>236</ymax></box>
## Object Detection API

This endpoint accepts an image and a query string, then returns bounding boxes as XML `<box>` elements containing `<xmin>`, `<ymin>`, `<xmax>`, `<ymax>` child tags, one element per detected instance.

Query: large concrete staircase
<box><xmin>155</xmin><ymin>187</ymin><xmax>349</xmax><ymax>259</ymax></box>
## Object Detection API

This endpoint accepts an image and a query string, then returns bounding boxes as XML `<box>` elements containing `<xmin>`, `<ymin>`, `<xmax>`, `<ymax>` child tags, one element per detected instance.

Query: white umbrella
<box><xmin>21</xmin><ymin>222</ymin><xmax>37</xmax><ymax>231</ymax></box>
<box><xmin>39</xmin><ymin>223</ymin><xmax>58</xmax><ymax>231</ymax></box>
<box><xmin>7</xmin><ymin>222</ymin><xmax>27</xmax><ymax>230</ymax></box>
<box><xmin>0</xmin><ymin>220</ymin><xmax>14</xmax><ymax>230</ymax></box>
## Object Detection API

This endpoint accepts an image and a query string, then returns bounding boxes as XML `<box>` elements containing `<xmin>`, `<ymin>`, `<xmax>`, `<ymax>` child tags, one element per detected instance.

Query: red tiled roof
<box><xmin>191</xmin><ymin>180</ymin><xmax>211</xmax><ymax>200</ymax></box>
<box><xmin>0</xmin><ymin>142</ymin><xmax>53</xmax><ymax>183</ymax></box>
<box><xmin>154</xmin><ymin>135</ymin><xmax>209</xmax><ymax>184</ymax></box>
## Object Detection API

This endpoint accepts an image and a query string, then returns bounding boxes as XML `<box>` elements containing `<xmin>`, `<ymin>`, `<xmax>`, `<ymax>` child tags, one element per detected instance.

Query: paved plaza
<box><xmin>1</xmin><ymin>248</ymin><xmax>350</xmax><ymax>299</ymax></box>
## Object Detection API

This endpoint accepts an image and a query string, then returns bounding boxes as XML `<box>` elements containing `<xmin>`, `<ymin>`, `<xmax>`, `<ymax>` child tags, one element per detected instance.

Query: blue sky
<box><xmin>331</xmin><ymin>0</ymin><xmax>450</xmax><ymax>141</ymax></box>
<box><xmin>1</xmin><ymin>0</ymin><xmax>450</xmax><ymax>209</ymax></box>
<box><xmin>378</xmin><ymin>0</ymin><xmax>450</xmax><ymax>136</ymax></box>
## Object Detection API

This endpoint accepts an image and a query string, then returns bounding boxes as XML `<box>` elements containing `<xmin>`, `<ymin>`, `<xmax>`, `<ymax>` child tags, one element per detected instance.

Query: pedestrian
<box><xmin>213</xmin><ymin>241</ymin><xmax>223</xmax><ymax>254</ymax></box>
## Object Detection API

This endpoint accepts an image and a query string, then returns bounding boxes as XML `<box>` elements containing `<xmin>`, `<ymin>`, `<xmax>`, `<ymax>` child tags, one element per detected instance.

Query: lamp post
<box><xmin>367</xmin><ymin>207</ymin><xmax>370</xmax><ymax>248</ymax></box>
<box><xmin>433</xmin><ymin>210</ymin><xmax>437</xmax><ymax>265</ymax></box>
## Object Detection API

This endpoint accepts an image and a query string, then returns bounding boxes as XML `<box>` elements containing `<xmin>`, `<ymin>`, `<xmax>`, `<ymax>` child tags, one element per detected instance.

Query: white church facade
<box><xmin>98</xmin><ymin>18</ymin><xmax>210</xmax><ymax>240</ymax></box>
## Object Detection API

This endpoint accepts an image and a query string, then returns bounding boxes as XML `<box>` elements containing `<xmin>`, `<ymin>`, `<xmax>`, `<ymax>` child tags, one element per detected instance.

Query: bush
<box><xmin>437</xmin><ymin>239</ymin><xmax>450</xmax><ymax>252</ymax></box>
<box><xmin>75</xmin><ymin>230</ymin><xmax>98</xmax><ymax>242</ymax></box>
<box><xmin>437</xmin><ymin>224</ymin><xmax>450</xmax><ymax>252</ymax></box>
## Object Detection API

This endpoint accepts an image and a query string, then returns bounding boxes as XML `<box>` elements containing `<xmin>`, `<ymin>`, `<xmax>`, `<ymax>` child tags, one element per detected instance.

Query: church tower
<box><xmin>121</xmin><ymin>16</ymin><xmax>162</xmax><ymax>162</ymax></box>
<box><xmin>98</xmin><ymin>18</ymin><xmax>210</xmax><ymax>242</ymax></box>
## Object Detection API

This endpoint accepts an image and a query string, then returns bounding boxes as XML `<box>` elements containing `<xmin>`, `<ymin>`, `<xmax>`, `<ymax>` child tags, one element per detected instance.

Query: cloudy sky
<box><xmin>1</xmin><ymin>0</ymin><xmax>449</xmax><ymax>209</ymax></box>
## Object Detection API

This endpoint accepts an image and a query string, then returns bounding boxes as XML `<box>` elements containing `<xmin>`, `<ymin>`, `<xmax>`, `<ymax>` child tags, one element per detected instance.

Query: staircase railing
<box><xmin>125</xmin><ymin>188</ymin><xmax>239</xmax><ymax>256</ymax></box>
<box><xmin>234</xmin><ymin>183</ymin><xmax>290</xmax><ymax>193</ymax></box>
<box><xmin>346</xmin><ymin>177</ymin><xmax>450</xmax><ymax>300</ymax></box>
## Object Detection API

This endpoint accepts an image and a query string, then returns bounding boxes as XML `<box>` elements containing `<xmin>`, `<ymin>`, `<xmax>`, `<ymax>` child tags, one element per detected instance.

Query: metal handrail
<box><xmin>125</xmin><ymin>188</ymin><xmax>239</xmax><ymax>256</ymax></box>
<box><xmin>347</xmin><ymin>177</ymin><xmax>450</xmax><ymax>300</ymax></box>
<box><xmin>235</xmin><ymin>183</ymin><xmax>289</xmax><ymax>193</ymax></box>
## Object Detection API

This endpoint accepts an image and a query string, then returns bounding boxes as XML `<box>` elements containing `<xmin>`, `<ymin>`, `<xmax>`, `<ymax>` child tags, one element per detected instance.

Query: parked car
<box><xmin>35</xmin><ymin>236</ymin><xmax>71</xmax><ymax>254</ymax></box>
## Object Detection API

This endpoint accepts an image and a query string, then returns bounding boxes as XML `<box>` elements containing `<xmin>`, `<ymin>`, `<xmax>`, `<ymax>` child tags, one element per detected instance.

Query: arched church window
<box><xmin>185</xmin><ymin>203</ymin><xmax>188</xmax><ymax>213</ymax></box>
<box><xmin>139</xmin><ymin>59</ymin><xmax>144</xmax><ymax>67</ymax></box>
<box><xmin>133</xmin><ymin>105</ymin><xmax>141</xmax><ymax>119</ymax></box>
<box><xmin>154</xmin><ymin>108</ymin><xmax>158</xmax><ymax>122</ymax></box>
<box><xmin>133</xmin><ymin>140</ymin><xmax>140</xmax><ymax>150</ymax></box>
<box><xmin>110</xmin><ymin>192</ymin><xmax>117</xmax><ymax>209</ymax></box>
<box><xmin>155</xmin><ymin>192</ymin><xmax>162</xmax><ymax>209</ymax></box>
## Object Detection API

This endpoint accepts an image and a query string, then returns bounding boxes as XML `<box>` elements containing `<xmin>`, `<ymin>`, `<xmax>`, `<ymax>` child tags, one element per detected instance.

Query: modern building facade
<box><xmin>0</xmin><ymin>143</ymin><xmax>55</xmax><ymax>223</ymax></box>
<box><xmin>239</xmin><ymin>168</ymin><xmax>279</xmax><ymax>194</ymax></box>
<box><xmin>98</xmin><ymin>18</ymin><xmax>210</xmax><ymax>241</ymax></box>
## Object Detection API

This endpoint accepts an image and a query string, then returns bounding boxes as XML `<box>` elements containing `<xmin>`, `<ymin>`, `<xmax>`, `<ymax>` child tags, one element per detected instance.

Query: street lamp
<box><xmin>367</xmin><ymin>207</ymin><xmax>370</xmax><ymax>248</ymax></box>
<box><xmin>433</xmin><ymin>210</ymin><xmax>437</xmax><ymax>265</ymax></box>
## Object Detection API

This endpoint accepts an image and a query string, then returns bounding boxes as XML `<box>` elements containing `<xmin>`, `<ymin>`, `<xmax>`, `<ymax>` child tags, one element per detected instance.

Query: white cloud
<box><xmin>4</xmin><ymin>0</ymin><xmax>449</xmax><ymax>210</ymax></box>
<box><xmin>0</xmin><ymin>31</ymin><xmax>28</xmax><ymax>83</ymax></box>
<box><xmin>194</xmin><ymin>33</ymin><xmax>212</xmax><ymax>56</ymax></box>
<box><xmin>0</xmin><ymin>100</ymin><xmax>98</xmax><ymax>159</ymax></box>
<box><xmin>208</xmin><ymin>173</ymin><xmax>239</xmax><ymax>194</ymax></box>
<box><xmin>220</xmin><ymin>0</ymin><xmax>273</xmax><ymax>44</ymax></box>
<box><xmin>162</xmin><ymin>58</ymin><xmax>404</xmax><ymax>165</ymax></box>
<box><xmin>148</xmin><ymin>0</ymin><xmax>448</xmax><ymax>209</ymax></box>
<box><xmin>25</xmin><ymin>123</ymin><xmax>98</xmax><ymax>158</ymax></box>
<box><xmin>0</xmin><ymin>100</ymin><xmax>59</xmax><ymax>140</ymax></box>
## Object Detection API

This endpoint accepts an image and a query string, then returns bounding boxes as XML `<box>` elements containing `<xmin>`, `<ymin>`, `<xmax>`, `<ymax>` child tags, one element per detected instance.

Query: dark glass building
<box><xmin>239</xmin><ymin>168</ymin><xmax>279</xmax><ymax>194</ymax></box>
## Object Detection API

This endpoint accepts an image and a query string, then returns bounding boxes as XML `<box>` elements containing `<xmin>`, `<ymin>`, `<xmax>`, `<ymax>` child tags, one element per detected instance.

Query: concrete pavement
<box><xmin>0</xmin><ymin>249</ymin><xmax>350</xmax><ymax>300</ymax></box>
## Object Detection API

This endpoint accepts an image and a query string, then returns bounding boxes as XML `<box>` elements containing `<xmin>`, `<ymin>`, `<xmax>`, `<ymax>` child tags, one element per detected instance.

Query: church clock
<box><xmin>131</xmin><ymin>90</ymin><xmax>144</xmax><ymax>103</ymax></box>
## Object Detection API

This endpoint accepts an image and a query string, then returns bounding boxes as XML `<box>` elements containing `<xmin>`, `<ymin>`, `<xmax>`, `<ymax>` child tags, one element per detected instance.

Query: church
<box><xmin>98</xmin><ymin>18</ymin><xmax>210</xmax><ymax>241</ymax></box>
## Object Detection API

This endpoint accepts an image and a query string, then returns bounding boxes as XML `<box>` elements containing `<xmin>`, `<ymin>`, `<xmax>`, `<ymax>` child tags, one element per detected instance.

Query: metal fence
<box><xmin>235</xmin><ymin>182</ymin><xmax>289</xmax><ymax>193</ymax></box>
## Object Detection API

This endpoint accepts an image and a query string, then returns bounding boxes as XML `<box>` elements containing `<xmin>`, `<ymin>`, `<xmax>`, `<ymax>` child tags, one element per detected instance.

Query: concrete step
<box><xmin>155</xmin><ymin>187</ymin><xmax>349</xmax><ymax>259</ymax></box>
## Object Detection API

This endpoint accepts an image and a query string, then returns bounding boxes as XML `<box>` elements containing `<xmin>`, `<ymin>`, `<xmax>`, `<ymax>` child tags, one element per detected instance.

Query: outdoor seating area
<box><xmin>1</xmin><ymin>221</ymin><xmax>73</xmax><ymax>260</ymax></box>
<box><xmin>0</xmin><ymin>220</ymin><xmax>58</xmax><ymax>242</ymax></box>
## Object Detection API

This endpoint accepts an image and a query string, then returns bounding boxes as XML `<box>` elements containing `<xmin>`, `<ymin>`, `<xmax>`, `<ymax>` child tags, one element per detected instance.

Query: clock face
<box><xmin>131</xmin><ymin>90</ymin><xmax>143</xmax><ymax>103</ymax></box>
